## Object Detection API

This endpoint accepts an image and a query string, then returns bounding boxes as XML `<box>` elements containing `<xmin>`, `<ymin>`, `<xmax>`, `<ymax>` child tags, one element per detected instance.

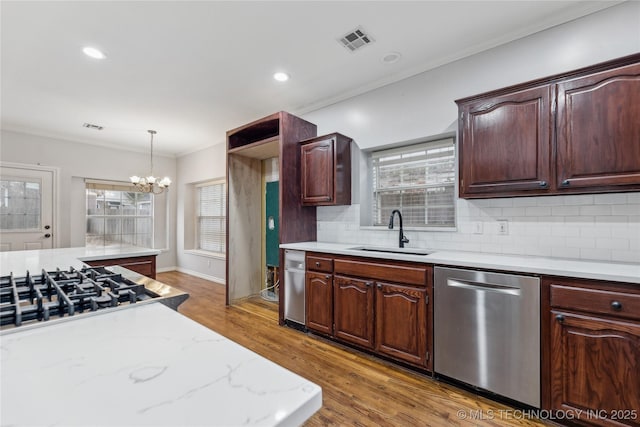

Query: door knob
<box><xmin>44</xmin><ymin>233</ymin><xmax>51</xmax><ymax>238</ymax></box>
<box><xmin>44</xmin><ymin>225</ymin><xmax>51</xmax><ymax>230</ymax></box>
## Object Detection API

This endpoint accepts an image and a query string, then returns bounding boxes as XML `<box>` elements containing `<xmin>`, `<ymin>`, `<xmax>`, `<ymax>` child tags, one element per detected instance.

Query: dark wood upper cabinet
<box><xmin>300</xmin><ymin>133</ymin><xmax>352</xmax><ymax>206</ymax></box>
<box><xmin>459</xmin><ymin>85</ymin><xmax>552</xmax><ymax>197</ymax></box>
<box><xmin>556</xmin><ymin>61</ymin><xmax>640</xmax><ymax>191</ymax></box>
<box><xmin>457</xmin><ymin>53</ymin><xmax>640</xmax><ymax>198</ymax></box>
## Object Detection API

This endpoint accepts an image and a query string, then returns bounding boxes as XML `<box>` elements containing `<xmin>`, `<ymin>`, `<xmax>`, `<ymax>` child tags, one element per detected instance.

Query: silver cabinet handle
<box><xmin>446</xmin><ymin>279</ymin><xmax>520</xmax><ymax>296</ymax></box>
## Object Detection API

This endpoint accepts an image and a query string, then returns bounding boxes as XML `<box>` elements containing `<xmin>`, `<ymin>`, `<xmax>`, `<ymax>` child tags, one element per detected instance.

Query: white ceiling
<box><xmin>0</xmin><ymin>1</ymin><xmax>621</xmax><ymax>157</ymax></box>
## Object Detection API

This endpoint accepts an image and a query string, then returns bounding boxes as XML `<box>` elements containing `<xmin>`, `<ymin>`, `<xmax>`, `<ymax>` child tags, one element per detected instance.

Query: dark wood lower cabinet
<box><xmin>305</xmin><ymin>253</ymin><xmax>432</xmax><ymax>371</ymax></box>
<box><xmin>375</xmin><ymin>282</ymin><xmax>428</xmax><ymax>367</ymax></box>
<box><xmin>305</xmin><ymin>271</ymin><xmax>333</xmax><ymax>335</ymax></box>
<box><xmin>550</xmin><ymin>311</ymin><xmax>640</xmax><ymax>426</ymax></box>
<box><xmin>333</xmin><ymin>275</ymin><xmax>374</xmax><ymax>349</ymax></box>
<box><xmin>84</xmin><ymin>255</ymin><xmax>156</xmax><ymax>279</ymax></box>
<box><xmin>546</xmin><ymin>275</ymin><xmax>640</xmax><ymax>427</ymax></box>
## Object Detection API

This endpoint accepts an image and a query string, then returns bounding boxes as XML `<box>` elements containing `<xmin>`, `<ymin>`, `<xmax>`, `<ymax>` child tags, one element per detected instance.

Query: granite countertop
<box><xmin>0</xmin><ymin>246</ymin><xmax>161</xmax><ymax>276</ymax></box>
<box><xmin>0</xmin><ymin>302</ymin><xmax>322</xmax><ymax>427</ymax></box>
<box><xmin>280</xmin><ymin>242</ymin><xmax>640</xmax><ymax>284</ymax></box>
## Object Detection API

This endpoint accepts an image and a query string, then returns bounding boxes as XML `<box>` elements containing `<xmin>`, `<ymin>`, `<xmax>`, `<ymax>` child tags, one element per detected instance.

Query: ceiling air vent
<box><xmin>338</xmin><ymin>26</ymin><xmax>374</xmax><ymax>52</ymax></box>
<box><xmin>83</xmin><ymin>122</ymin><xmax>104</xmax><ymax>130</ymax></box>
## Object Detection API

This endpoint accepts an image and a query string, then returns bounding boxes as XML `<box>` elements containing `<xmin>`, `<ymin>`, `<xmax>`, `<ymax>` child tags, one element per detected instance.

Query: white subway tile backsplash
<box><xmin>595</xmin><ymin>238</ymin><xmax>629</xmax><ymax>250</ymax></box>
<box><xmin>551</xmin><ymin>247</ymin><xmax>581</xmax><ymax>259</ymax></box>
<box><xmin>526</xmin><ymin>206</ymin><xmax>552</xmax><ymax>216</ymax></box>
<box><xmin>536</xmin><ymin>196</ymin><xmax>563</xmax><ymax>206</ymax></box>
<box><xmin>551</xmin><ymin>224</ymin><xmax>581</xmax><ymax>237</ymax></box>
<box><xmin>579</xmin><ymin>205</ymin><xmax>612</xmax><ymax>216</ymax></box>
<box><xmin>563</xmin><ymin>194</ymin><xmax>595</xmax><ymax>205</ymax></box>
<box><xmin>551</xmin><ymin>205</ymin><xmax>580</xmax><ymax>216</ymax></box>
<box><xmin>580</xmin><ymin>248</ymin><xmax>612</xmax><ymax>261</ymax></box>
<box><xmin>512</xmin><ymin>198</ymin><xmax>539</xmax><ymax>207</ymax></box>
<box><xmin>501</xmin><ymin>207</ymin><xmax>527</xmax><ymax>217</ymax></box>
<box><xmin>612</xmin><ymin>204</ymin><xmax>640</xmax><ymax>215</ymax></box>
<box><xmin>626</xmin><ymin>193</ymin><xmax>640</xmax><ymax>203</ymax></box>
<box><xmin>594</xmin><ymin>193</ymin><xmax>628</xmax><ymax>204</ymax></box>
<box><xmin>316</xmin><ymin>193</ymin><xmax>638</xmax><ymax>262</ymax></box>
<box><xmin>579</xmin><ymin>226</ymin><xmax>610</xmax><ymax>238</ymax></box>
<box><xmin>596</xmin><ymin>215</ymin><xmax>630</xmax><ymax>223</ymax></box>
<box><xmin>611</xmin><ymin>250</ymin><xmax>640</xmax><ymax>263</ymax></box>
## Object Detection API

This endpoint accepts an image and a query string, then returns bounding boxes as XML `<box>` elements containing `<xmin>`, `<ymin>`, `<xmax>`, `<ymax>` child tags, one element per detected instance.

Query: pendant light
<box><xmin>129</xmin><ymin>130</ymin><xmax>171</xmax><ymax>193</ymax></box>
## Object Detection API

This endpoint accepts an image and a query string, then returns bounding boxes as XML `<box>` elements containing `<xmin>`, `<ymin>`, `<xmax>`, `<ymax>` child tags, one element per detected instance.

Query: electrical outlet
<box><xmin>473</xmin><ymin>221</ymin><xmax>483</xmax><ymax>234</ymax></box>
<box><xmin>497</xmin><ymin>220</ymin><xmax>509</xmax><ymax>235</ymax></box>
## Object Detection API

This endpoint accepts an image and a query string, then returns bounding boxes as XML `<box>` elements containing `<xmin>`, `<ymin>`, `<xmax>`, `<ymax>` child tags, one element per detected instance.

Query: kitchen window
<box><xmin>85</xmin><ymin>181</ymin><xmax>153</xmax><ymax>248</ymax></box>
<box><xmin>196</xmin><ymin>180</ymin><xmax>226</xmax><ymax>254</ymax></box>
<box><xmin>372</xmin><ymin>138</ymin><xmax>455</xmax><ymax>227</ymax></box>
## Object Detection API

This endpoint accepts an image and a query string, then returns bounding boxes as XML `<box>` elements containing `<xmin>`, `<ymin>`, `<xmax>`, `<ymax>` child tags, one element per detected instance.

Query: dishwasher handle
<box><xmin>446</xmin><ymin>278</ymin><xmax>521</xmax><ymax>296</ymax></box>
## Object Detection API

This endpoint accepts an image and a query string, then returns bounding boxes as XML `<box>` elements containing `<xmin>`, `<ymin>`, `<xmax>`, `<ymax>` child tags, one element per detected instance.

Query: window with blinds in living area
<box><xmin>197</xmin><ymin>180</ymin><xmax>226</xmax><ymax>254</ymax></box>
<box><xmin>372</xmin><ymin>138</ymin><xmax>456</xmax><ymax>228</ymax></box>
<box><xmin>85</xmin><ymin>181</ymin><xmax>153</xmax><ymax>248</ymax></box>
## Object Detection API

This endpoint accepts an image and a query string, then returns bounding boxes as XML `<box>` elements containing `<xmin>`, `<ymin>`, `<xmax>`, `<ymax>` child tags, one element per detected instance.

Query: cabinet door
<box><xmin>305</xmin><ymin>271</ymin><xmax>333</xmax><ymax>335</ymax></box>
<box><xmin>556</xmin><ymin>62</ymin><xmax>640</xmax><ymax>191</ymax></box>
<box><xmin>333</xmin><ymin>275</ymin><xmax>374</xmax><ymax>349</ymax></box>
<box><xmin>301</xmin><ymin>138</ymin><xmax>334</xmax><ymax>205</ymax></box>
<box><xmin>375</xmin><ymin>282</ymin><xmax>428</xmax><ymax>367</ymax></box>
<box><xmin>550</xmin><ymin>311</ymin><xmax>640</xmax><ymax>426</ymax></box>
<box><xmin>459</xmin><ymin>85</ymin><xmax>552</xmax><ymax>197</ymax></box>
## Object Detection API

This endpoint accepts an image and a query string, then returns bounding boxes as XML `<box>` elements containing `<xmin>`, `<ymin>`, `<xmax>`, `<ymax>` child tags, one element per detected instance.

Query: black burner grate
<box><xmin>0</xmin><ymin>266</ymin><xmax>153</xmax><ymax>328</ymax></box>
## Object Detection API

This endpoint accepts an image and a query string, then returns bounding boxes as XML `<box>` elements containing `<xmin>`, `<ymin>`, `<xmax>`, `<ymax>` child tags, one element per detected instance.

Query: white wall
<box><xmin>303</xmin><ymin>2</ymin><xmax>640</xmax><ymax>263</ymax></box>
<box><xmin>0</xmin><ymin>130</ymin><xmax>177</xmax><ymax>268</ymax></box>
<box><xmin>302</xmin><ymin>2</ymin><xmax>640</xmax><ymax>147</ymax></box>
<box><xmin>173</xmin><ymin>2</ymin><xmax>640</xmax><ymax>278</ymax></box>
<box><xmin>175</xmin><ymin>142</ymin><xmax>226</xmax><ymax>282</ymax></box>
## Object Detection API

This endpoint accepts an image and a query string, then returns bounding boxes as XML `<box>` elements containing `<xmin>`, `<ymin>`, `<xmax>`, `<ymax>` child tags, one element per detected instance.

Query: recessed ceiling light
<box><xmin>273</xmin><ymin>72</ymin><xmax>289</xmax><ymax>82</ymax></box>
<box><xmin>82</xmin><ymin>46</ymin><xmax>106</xmax><ymax>60</ymax></box>
<box><xmin>382</xmin><ymin>52</ymin><xmax>401</xmax><ymax>64</ymax></box>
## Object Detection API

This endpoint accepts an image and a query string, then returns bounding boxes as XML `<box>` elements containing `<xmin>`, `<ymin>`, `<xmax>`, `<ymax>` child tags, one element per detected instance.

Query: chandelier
<box><xmin>130</xmin><ymin>130</ymin><xmax>171</xmax><ymax>194</ymax></box>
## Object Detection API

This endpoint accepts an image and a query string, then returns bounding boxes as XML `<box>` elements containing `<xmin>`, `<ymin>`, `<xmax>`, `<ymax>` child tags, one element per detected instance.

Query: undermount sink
<box><xmin>348</xmin><ymin>246</ymin><xmax>433</xmax><ymax>256</ymax></box>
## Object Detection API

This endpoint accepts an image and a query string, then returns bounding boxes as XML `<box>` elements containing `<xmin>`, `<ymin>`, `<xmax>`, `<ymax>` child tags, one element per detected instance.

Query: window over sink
<box><xmin>371</xmin><ymin>137</ymin><xmax>456</xmax><ymax>228</ymax></box>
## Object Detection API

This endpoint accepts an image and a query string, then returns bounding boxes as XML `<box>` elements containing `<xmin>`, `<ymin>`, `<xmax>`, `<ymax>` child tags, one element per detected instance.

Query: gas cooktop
<box><xmin>0</xmin><ymin>266</ymin><xmax>187</xmax><ymax>329</ymax></box>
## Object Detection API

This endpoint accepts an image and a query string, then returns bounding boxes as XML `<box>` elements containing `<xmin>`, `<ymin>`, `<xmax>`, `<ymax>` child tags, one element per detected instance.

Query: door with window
<box><xmin>0</xmin><ymin>165</ymin><xmax>55</xmax><ymax>251</ymax></box>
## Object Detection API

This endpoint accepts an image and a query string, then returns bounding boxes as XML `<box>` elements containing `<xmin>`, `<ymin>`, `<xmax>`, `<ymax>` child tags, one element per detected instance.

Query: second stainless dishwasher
<box><xmin>434</xmin><ymin>267</ymin><xmax>540</xmax><ymax>407</ymax></box>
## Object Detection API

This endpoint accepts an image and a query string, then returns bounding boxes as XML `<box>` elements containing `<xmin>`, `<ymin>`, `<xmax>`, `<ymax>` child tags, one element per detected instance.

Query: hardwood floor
<box><xmin>157</xmin><ymin>271</ymin><xmax>548</xmax><ymax>427</ymax></box>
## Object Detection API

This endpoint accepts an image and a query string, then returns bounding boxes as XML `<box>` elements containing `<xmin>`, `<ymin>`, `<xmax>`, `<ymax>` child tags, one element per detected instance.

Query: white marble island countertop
<box><xmin>281</xmin><ymin>241</ymin><xmax>640</xmax><ymax>284</ymax></box>
<box><xmin>1</xmin><ymin>302</ymin><xmax>322</xmax><ymax>426</ymax></box>
<box><xmin>0</xmin><ymin>246</ymin><xmax>160</xmax><ymax>276</ymax></box>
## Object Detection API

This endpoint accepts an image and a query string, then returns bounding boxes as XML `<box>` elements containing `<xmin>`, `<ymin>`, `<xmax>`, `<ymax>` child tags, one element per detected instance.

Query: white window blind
<box><xmin>197</xmin><ymin>181</ymin><xmax>226</xmax><ymax>253</ymax></box>
<box><xmin>85</xmin><ymin>180</ymin><xmax>154</xmax><ymax>248</ymax></box>
<box><xmin>372</xmin><ymin>138</ymin><xmax>456</xmax><ymax>227</ymax></box>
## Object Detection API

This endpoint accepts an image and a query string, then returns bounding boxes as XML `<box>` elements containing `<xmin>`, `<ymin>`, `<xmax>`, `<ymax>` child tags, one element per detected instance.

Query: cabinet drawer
<box><xmin>551</xmin><ymin>284</ymin><xmax>640</xmax><ymax>321</ymax></box>
<box><xmin>334</xmin><ymin>259</ymin><xmax>426</xmax><ymax>286</ymax></box>
<box><xmin>307</xmin><ymin>256</ymin><xmax>333</xmax><ymax>273</ymax></box>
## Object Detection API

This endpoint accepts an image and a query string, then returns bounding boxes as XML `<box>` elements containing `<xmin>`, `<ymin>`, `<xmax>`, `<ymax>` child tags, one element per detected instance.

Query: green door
<box><xmin>265</xmin><ymin>181</ymin><xmax>279</xmax><ymax>267</ymax></box>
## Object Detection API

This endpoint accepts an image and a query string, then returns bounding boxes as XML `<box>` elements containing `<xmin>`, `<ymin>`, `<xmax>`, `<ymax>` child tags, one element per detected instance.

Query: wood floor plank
<box><xmin>157</xmin><ymin>271</ymin><xmax>549</xmax><ymax>426</ymax></box>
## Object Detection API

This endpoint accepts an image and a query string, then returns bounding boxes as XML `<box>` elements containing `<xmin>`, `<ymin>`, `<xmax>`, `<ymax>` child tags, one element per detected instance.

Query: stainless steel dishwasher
<box><xmin>434</xmin><ymin>267</ymin><xmax>540</xmax><ymax>407</ymax></box>
<box><xmin>284</xmin><ymin>250</ymin><xmax>306</xmax><ymax>327</ymax></box>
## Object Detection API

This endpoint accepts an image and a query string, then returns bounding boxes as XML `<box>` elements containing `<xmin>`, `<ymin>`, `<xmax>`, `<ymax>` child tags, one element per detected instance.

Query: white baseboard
<box><xmin>157</xmin><ymin>266</ymin><xmax>177</xmax><ymax>273</ymax></box>
<box><xmin>175</xmin><ymin>267</ymin><xmax>225</xmax><ymax>285</ymax></box>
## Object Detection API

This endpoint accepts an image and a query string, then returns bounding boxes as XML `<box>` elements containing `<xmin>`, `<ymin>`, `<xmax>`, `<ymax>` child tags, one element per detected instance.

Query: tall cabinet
<box><xmin>226</xmin><ymin>112</ymin><xmax>317</xmax><ymax>323</ymax></box>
